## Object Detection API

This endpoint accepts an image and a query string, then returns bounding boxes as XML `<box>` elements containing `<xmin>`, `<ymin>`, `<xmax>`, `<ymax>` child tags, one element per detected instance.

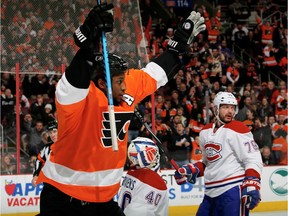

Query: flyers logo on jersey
<box><xmin>101</xmin><ymin>112</ymin><xmax>133</xmax><ymax>147</ymax></box>
<box><xmin>204</xmin><ymin>143</ymin><xmax>222</xmax><ymax>162</ymax></box>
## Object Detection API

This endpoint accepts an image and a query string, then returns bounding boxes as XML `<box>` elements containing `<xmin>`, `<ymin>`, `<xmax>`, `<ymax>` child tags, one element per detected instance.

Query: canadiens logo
<box><xmin>204</xmin><ymin>143</ymin><xmax>222</xmax><ymax>162</ymax></box>
<box><xmin>101</xmin><ymin>112</ymin><xmax>133</xmax><ymax>147</ymax></box>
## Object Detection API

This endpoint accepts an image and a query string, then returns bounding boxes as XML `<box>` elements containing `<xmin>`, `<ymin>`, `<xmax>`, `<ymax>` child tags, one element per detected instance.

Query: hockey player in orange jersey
<box><xmin>36</xmin><ymin>2</ymin><xmax>206</xmax><ymax>216</ymax></box>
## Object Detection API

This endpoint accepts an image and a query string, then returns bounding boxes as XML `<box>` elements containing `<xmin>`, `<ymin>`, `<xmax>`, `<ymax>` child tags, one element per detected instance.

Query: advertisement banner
<box><xmin>0</xmin><ymin>175</ymin><xmax>43</xmax><ymax>214</ymax></box>
<box><xmin>260</xmin><ymin>166</ymin><xmax>287</xmax><ymax>201</ymax></box>
<box><xmin>0</xmin><ymin>166</ymin><xmax>287</xmax><ymax>214</ymax></box>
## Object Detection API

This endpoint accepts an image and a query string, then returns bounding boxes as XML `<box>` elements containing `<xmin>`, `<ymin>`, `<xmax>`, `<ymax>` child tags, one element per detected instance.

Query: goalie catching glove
<box><xmin>241</xmin><ymin>177</ymin><xmax>261</xmax><ymax>210</ymax></box>
<box><xmin>73</xmin><ymin>3</ymin><xmax>114</xmax><ymax>50</ymax></box>
<box><xmin>174</xmin><ymin>163</ymin><xmax>199</xmax><ymax>185</ymax></box>
<box><xmin>168</xmin><ymin>11</ymin><xmax>206</xmax><ymax>53</ymax></box>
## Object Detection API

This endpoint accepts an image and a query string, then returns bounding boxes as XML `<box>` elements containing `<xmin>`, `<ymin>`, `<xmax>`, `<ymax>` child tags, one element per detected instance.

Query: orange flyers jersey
<box><xmin>38</xmin><ymin>62</ymin><xmax>168</xmax><ymax>202</ymax></box>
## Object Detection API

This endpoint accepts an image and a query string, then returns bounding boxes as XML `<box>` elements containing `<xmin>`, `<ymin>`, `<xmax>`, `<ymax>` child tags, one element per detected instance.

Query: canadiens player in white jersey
<box><xmin>174</xmin><ymin>92</ymin><xmax>263</xmax><ymax>216</ymax></box>
<box><xmin>118</xmin><ymin>137</ymin><xmax>168</xmax><ymax>216</ymax></box>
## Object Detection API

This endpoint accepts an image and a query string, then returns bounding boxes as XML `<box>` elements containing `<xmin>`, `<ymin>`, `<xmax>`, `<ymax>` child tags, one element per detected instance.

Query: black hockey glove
<box><xmin>168</xmin><ymin>11</ymin><xmax>206</xmax><ymax>53</ymax></box>
<box><xmin>73</xmin><ymin>3</ymin><xmax>114</xmax><ymax>50</ymax></box>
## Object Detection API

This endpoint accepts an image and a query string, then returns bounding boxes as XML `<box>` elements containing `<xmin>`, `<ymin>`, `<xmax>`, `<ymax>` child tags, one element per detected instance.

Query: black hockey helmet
<box><xmin>47</xmin><ymin>120</ymin><xmax>58</xmax><ymax>131</ymax></box>
<box><xmin>91</xmin><ymin>53</ymin><xmax>128</xmax><ymax>81</ymax></box>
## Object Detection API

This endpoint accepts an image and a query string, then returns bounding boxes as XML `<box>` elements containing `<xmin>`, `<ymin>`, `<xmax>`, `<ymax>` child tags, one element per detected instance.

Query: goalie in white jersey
<box><xmin>174</xmin><ymin>92</ymin><xmax>263</xmax><ymax>216</ymax></box>
<box><xmin>118</xmin><ymin>137</ymin><xmax>168</xmax><ymax>216</ymax></box>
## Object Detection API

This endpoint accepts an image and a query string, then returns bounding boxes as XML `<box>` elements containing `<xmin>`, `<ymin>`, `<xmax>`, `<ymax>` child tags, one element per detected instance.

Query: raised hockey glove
<box><xmin>241</xmin><ymin>177</ymin><xmax>261</xmax><ymax>210</ymax></box>
<box><xmin>167</xmin><ymin>11</ymin><xmax>206</xmax><ymax>53</ymax></box>
<box><xmin>174</xmin><ymin>163</ymin><xmax>199</xmax><ymax>185</ymax></box>
<box><xmin>73</xmin><ymin>3</ymin><xmax>114</xmax><ymax>50</ymax></box>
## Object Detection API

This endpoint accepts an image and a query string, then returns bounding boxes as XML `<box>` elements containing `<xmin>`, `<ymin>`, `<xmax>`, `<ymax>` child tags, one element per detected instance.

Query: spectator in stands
<box><xmin>241</xmin><ymin>83</ymin><xmax>257</xmax><ymax>102</ymax></box>
<box><xmin>162</xmin><ymin>27</ymin><xmax>174</xmax><ymax>48</ymax></box>
<box><xmin>219</xmin><ymin>39</ymin><xmax>233</xmax><ymax>69</ymax></box>
<box><xmin>276</xmin><ymin>80</ymin><xmax>287</xmax><ymax>95</ymax></box>
<box><xmin>9</xmin><ymin>50</ymin><xmax>20</xmax><ymax>69</ymax></box>
<box><xmin>256</xmin><ymin>13</ymin><xmax>276</xmax><ymax>45</ymax></box>
<box><xmin>244</xmin><ymin>63</ymin><xmax>259</xmax><ymax>86</ymax></box>
<box><xmin>207</xmin><ymin>46</ymin><xmax>225</xmax><ymax>83</ymax></box>
<box><xmin>168</xmin><ymin>114</ymin><xmax>181</xmax><ymax>132</ymax></box>
<box><xmin>272</xmin><ymin>134</ymin><xmax>287</xmax><ymax>165</ymax></box>
<box><xmin>235</xmin><ymin>95</ymin><xmax>252</xmax><ymax>121</ymax></box>
<box><xmin>170</xmin><ymin>90</ymin><xmax>181</xmax><ymax>109</ymax></box>
<box><xmin>257</xmin><ymin>97</ymin><xmax>274</xmax><ymax>123</ymax></box>
<box><xmin>28</xmin><ymin>120</ymin><xmax>45</xmax><ymax>156</ymax></box>
<box><xmin>167</xmin><ymin>122</ymin><xmax>192</xmax><ymax>167</ymax></box>
<box><xmin>178</xmin><ymin>82</ymin><xmax>189</xmax><ymax>104</ymax></box>
<box><xmin>275</xmin><ymin>89</ymin><xmax>288</xmax><ymax>117</ymax></box>
<box><xmin>253</xmin><ymin>116</ymin><xmax>273</xmax><ymax>149</ymax></box>
<box><xmin>257</xmin><ymin>80</ymin><xmax>279</xmax><ymax>106</ymax></box>
<box><xmin>219</xmin><ymin>75</ymin><xmax>229</xmax><ymax>91</ymax></box>
<box><xmin>171</xmin><ymin>69</ymin><xmax>186</xmax><ymax>89</ymax></box>
<box><xmin>242</xmin><ymin>30</ymin><xmax>262</xmax><ymax>63</ymax></box>
<box><xmin>261</xmin><ymin>146</ymin><xmax>277</xmax><ymax>166</ymax></box>
<box><xmin>176</xmin><ymin>106</ymin><xmax>188</xmax><ymax>127</ymax></box>
<box><xmin>1</xmin><ymin>71</ymin><xmax>15</xmax><ymax>94</ymax></box>
<box><xmin>278</xmin><ymin>41</ymin><xmax>287</xmax><ymax>75</ymax></box>
<box><xmin>42</xmin><ymin>103</ymin><xmax>55</xmax><ymax>125</ymax></box>
<box><xmin>21</xmin><ymin>112</ymin><xmax>33</xmax><ymax>135</ymax></box>
<box><xmin>36</xmin><ymin>130</ymin><xmax>50</xmax><ymax>153</ymax></box>
<box><xmin>45</xmin><ymin>59</ymin><xmax>58</xmax><ymax>84</ymax></box>
<box><xmin>228</xmin><ymin>0</ymin><xmax>244</xmax><ymax>16</ymax></box>
<box><xmin>202</xmin><ymin>5</ymin><xmax>221</xmax><ymax>44</ymax></box>
<box><xmin>25</xmin><ymin>155</ymin><xmax>37</xmax><ymax>175</ymax></box>
<box><xmin>1</xmin><ymin>56</ymin><xmax>9</xmax><ymax>71</ymax></box>
<box><xmin>1</xmin><ymin>153</ymin><xmax>16</xmax><ymax>175</ymax></box>
<box><xmin>19</xmin><ymin>88</ymin><xmax>30</xmax><ymax>114</ymax></box>
<box><xmin>261</xmin><ymin>41</ymin><xmax>278</xmax><ymax>81</ymax></box>
<box><xmin>245</xmin><ymin>108</ymin><xmax>257</xmax><ymax>122</ymax></box>
<box><xmin>30</xmin><ymin>94</ymin><xmax>46</xmax><ymax>121</ymax></box>
<box><xmin>231</xmin><ymin>22</ymin><xmax>248</xmax><ymax>56</ymax></box>
<box><xmin>268</xmin><ymin>115</ymin><xmax>276</xmax><ymax>128</ymax></box>
<box><xmin>30</xmin><ymin>67</ymin><xmax>50</xmax><ymax>98</ymax></box>
<box><xmin>278</xmin><ymin>134</ymin><xmax>287</xmax><ymax>165</ymax></box>
<box><xmin>1</xmin><ymin>88</ymin><xmax>16</xmax><ymax>127</ymax></box>
<box><xmin>119</xmin><ymin>35</ymin><xmax>136</xmax><ymax>56</ymax></box>
<box><xmin>155</xmin><ymin>114</ymin><xmax>171</xmax><ymax>143</ymax></box>
<box><xmin>226</xmin><ymin>59</ymin><xmax>241</xmax><ymax>88</ymax></box>
<box><xmin>161</xmin><ymin>99</ymin><xmax>172</xmax><ymax>122</ymax></box>
<box><xmin>126</xmin><ymin>50</ymin><xmax>139</xmax><ymax>68</ymax></box>
<box><xmin>271</xmin><ymin>111</ymin><xmax>288</xmax><ymax>138</ymax></box>
<box><xmin>43</xmin><ymin>16</ymin><xmax>55</xmax><ymax>31</ymax></box>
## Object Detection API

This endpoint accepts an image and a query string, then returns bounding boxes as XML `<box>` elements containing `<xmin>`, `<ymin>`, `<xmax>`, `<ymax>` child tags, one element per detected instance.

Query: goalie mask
<box><xmin>128</xmin><ymin>137</ymin><xmax>160</xmax><ymax>172</ymax></box>
<box><xmin>213</xmin><ymin>91</ymin><xmax>238</xmax><ymax>124</ymax></box>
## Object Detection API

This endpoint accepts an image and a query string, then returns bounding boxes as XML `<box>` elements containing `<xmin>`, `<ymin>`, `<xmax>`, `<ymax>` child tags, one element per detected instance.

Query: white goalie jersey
<box><xmin>118</xmin><ymin>168</ymin><xmax>168</xmax><ymax>216</ymax></box>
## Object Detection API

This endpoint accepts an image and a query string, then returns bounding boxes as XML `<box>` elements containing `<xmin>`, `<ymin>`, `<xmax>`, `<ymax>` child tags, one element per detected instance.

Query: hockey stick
<box><xmin>134</xmin><ymin>108</ymin><xmax>179</xmax><ymax>170</ymax></box>
<box><xmin>98</xmin><ymin>0</ymin><xmax>118</xmax><ymax>151</ymax></box>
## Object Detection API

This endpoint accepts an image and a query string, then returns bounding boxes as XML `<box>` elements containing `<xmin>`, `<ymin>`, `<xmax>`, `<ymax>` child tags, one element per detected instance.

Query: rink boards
<box><xmin>0</xmin><ymin>166</ymin><xmax>287</xmax><ymax>215</ymax></box>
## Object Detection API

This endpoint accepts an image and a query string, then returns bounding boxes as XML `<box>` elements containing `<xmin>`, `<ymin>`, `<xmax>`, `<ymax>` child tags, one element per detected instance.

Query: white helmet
<box><xmin>128</xmin><ymin>137</ymin><xmax>160</xmax><ymax>172</ymax></box>
<box><xmin>213</xmin><ymin>92</ymin><xmax>238</xmax><ymax>122</ymax></box>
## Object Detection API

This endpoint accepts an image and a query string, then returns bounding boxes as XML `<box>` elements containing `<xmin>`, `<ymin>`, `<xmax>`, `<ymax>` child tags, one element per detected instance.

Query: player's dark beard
<box><xmin>219</xmin><ymin>115</ymin><xmax>232</xmax><ymax>124</ymax></box>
